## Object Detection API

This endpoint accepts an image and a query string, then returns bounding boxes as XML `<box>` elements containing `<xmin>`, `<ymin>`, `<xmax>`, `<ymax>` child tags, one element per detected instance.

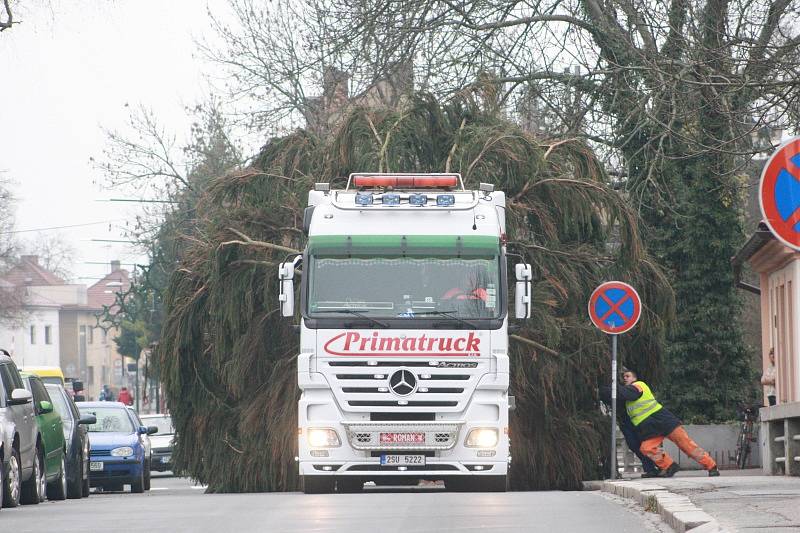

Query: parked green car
<box><xmin>21</xmin><ymin>372</ymin><xmax>67</xmax><ymax>501</ymax></box>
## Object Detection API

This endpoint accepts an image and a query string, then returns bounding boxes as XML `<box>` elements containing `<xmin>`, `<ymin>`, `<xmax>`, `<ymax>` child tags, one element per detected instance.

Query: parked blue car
<box><xmin>75</xmin><ymin>402</ymin><xmax>156</xmax><ymax>493</ymax></box>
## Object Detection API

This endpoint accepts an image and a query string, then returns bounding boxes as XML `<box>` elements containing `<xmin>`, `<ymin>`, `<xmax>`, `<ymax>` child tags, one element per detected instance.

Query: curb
<box><xmin>588</xmin><ymin>480</ymin><xmax>726</xmax><ymax>532</ymax></box>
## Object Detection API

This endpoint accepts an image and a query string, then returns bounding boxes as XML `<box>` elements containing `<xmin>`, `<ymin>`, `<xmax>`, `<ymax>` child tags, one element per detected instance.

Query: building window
<box><xmin>44</xmin><ymin>325</ymin><xmax>52</xmax><ymax>345</ymax></box>
<box><xmin>87</xmin><ymin>327</ymin><xmax>94</xmax><ymax>344</ymax></box>
<box><xmin>102</xmin><ymin>329</ymin><xmax>108</xmax><ymax>344</ymax></box>
<box><xmin>87</xmin><ymin>366</ymin><xmax>94</xmax><ymax>386</ymax></box>
<box><xmin>29</xmin><ymin>325</ymin><xmax>36</xmax><ymax>344</ymax></box>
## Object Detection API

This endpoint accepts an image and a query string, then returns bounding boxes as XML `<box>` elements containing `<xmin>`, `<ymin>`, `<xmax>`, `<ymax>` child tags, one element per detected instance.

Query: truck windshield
<box><xmin>306</xmin><ymin>235</ymin><xmax>502</xmax><ymax>320</ymax></box>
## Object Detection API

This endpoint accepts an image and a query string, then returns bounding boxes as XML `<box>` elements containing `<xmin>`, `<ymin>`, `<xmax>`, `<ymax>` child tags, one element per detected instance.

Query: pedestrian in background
<box><xmin>99</xmin><ymin>384</ymin><xmax>114</xmax><ymax>402</ymax></box>
<box><xmin>761</xmin><ymin>348</ymin><xmax>777</xmax><ymax>406</ymax></box>
<box><xmin>118</xmin><ymin>386</ymin><xmax>133</xmax><ymax>406</ymax></box>
<box><xmin>611</xmin><ymin>369</ymin><xmax>719</xmax><ymax>477</ymax></box>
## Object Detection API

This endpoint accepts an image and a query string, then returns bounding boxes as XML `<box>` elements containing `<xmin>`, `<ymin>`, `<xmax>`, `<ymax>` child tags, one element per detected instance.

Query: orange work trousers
<box><xmin>639</xmin><ymin>426</ymin><xmax>716</xmax><ymax>471</ymax></box>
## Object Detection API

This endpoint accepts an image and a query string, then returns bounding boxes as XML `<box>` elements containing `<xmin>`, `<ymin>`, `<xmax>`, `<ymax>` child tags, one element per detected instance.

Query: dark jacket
<box><xmin>601</xmin><ymin>383</ymin><xmax>682</xmax><ymax>440</ymax></box>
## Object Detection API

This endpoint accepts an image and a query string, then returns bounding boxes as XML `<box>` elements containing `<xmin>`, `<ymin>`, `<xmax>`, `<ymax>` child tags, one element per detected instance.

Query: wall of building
<box><xmin>763</xmin><ymin>259</ymin><xmax>800</xmax><ymax>404</ymax></box>
<box><xmin>85</xmin><ymin>322</ymin><xmax>114</xmax><ymax>401</ymax></box>
<box><xmin>662</xmin><ymin>424</ymin><xmax>760</xmax><ymax>470</ymax></box>
<box><xmin>58</xmin><ymin>310</ymin><xmax>79</xmax><ymax>380</ymax></box>
<box><xmin>0</xmin><ymin>306</ymin><xmax>60</xmax><ymax>367</ymax></box>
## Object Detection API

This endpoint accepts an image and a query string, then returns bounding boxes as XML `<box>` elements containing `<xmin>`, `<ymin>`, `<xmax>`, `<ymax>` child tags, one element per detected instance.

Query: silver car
<box><xmin>139</xmin><ymin>414</ymin><xmax>174</xmax><ymax>472</ymax></box>
<box><xmin>0</xmin><ymin>354</ymin><xmax>39</xmax><ymax>508</ymax></box>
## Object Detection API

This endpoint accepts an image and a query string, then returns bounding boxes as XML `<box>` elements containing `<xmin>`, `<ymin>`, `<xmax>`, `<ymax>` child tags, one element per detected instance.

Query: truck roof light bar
<box><xmin>479</xmin><ymin>183</ymin><xmax>494</xmax><ymax>193</ymax></box>
<box><xmin>348</xmin><ymin>173</ymin><xmax>464</xmax><ymax>190</ymax></box>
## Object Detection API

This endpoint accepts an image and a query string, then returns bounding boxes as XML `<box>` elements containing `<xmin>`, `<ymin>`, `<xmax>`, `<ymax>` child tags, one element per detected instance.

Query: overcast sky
<box><xmin>1</xmin><ymin>1</ymin><xmax>223</xmax><ymax>284</ymax></box>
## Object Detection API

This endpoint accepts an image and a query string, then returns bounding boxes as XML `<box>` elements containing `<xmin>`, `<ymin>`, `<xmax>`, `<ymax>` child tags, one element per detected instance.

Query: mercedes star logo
<box><xmin>389</xmin><ymin>369</ymin><xmax>417</xmax><ymax>396</ymax></box>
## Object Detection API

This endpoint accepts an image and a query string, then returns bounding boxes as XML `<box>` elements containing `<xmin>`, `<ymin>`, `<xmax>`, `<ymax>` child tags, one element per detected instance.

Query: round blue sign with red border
<box><xmin>588</xmin><ymin>281</ymin><xmax>641</xmax><ymax>334</ymax></box>
<box><xmin>760</xmin><ymin>137</ymin><xmax>800</xmax><ymax>250</ymax></box>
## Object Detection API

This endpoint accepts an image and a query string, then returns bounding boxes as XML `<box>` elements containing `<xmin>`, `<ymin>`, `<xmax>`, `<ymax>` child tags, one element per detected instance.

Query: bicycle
<box><xmin>734</xmin><ymin>404</ymin><xmax>759</xmax><ymax>469</ymax></box>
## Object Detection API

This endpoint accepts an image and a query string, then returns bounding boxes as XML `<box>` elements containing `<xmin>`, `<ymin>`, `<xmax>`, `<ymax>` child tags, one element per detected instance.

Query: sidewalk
<box><xmin>598</xmin><ymin>470</ymin><xmax>800</xmax><ymax>532</ymax></box>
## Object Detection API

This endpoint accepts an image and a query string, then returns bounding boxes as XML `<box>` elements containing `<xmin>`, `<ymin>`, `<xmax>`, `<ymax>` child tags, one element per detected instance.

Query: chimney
<box><xmin>21</xmin><ymin>255</ymin><xmax>39</xmax><ymax>265</ymax></box>
<box><xmin>110</xmin><ymin>260</ymin><xmax>121</xmax><ymax>272</ymax></box>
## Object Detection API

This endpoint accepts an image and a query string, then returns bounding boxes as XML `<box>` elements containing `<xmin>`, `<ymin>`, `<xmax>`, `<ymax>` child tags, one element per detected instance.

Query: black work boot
<box><xmin>641</xmin><ymin>469</ymin><xmax>661</xmax><ymax>478</ymax></box>
<box><xmin>708</xmin><ymin>467</ymin><xmax>720</xmax><ymax>477</ymax></box>
<box><xmin>660</xmin><ymin>463</ymin><xmax>680</xmax><ymax>478</ymax></box>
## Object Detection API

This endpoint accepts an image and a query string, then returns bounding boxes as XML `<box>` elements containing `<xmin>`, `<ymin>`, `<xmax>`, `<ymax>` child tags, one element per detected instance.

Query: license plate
<box><xmin>161</xmin><ymin>456</ymin><xmax>171</xmax><ymax>463</ymax></box>
<box><xmin>380</xmin><ymin>454</ymin><xmax>426</xmax><ymax>466</ymax></box>
<box><xmin>379</xmin><ymin>432</ymin><xmax>425</xmax><ymax>444</ymax></box>
<box><xmin>90</xmin><ymin>461</ymin><xmax>104</xmax><ymax>471</ymax></box>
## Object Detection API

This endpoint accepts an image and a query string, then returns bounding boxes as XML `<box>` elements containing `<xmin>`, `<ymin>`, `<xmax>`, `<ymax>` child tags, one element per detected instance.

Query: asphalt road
<box><xmin>0</xmin><ymin>474</ymin><xmax>670</xmax><ymax>532</ymax></box>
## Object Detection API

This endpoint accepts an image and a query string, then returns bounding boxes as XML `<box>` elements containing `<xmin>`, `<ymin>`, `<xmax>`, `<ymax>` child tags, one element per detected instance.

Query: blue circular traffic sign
<box><xmin>588</xmin><ymin>281</ymin><xmax>641</xmax><ymax>334</ymax></box>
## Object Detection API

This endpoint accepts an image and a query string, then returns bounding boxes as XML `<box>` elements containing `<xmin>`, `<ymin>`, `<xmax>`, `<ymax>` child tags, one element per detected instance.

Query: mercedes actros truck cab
<box><xmin>278</xmin><ymin>173</ymin><xmax>531</xmax><ymax>493</ymax></box>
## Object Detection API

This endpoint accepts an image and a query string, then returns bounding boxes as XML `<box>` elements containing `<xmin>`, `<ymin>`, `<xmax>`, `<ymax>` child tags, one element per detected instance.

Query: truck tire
<box><xmin>336</xmin><ymin>477</ymin><xmax>363</xmax><ymax>493</ymax></box>
<box><xmin>484</xmin><ymin>475</ymin><xmax>507</xmax><ymax>492</ymax></box>
<box><xmin>302</xmin><ymin>476</ymin><xmax>335</xmax><ymax>494</ymax></box>
<box><xmin>447</xmin><ymin>475</ymin><xmax>507</xmax><ymax>493</ymax></box>
<box><xmin>2</xmin><ymin>447</ymin><xmax>21</xmax><ymax>507</ymax></box>
<box><xmin>20</xmin><ymin>446</ymin><xmax>45</xmax><ymax>504</ymax></box>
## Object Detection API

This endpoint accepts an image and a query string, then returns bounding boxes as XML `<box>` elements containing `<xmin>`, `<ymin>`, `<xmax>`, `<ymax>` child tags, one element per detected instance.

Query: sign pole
<box><xmin>610</xmin><ymin>334</ymin><xmax>618</xmax><ymax>479</ymax></box>
<box><xmin>588</xmin><ymin>280</ymin><xmax>641</xmax><ymax>480</ymax></box>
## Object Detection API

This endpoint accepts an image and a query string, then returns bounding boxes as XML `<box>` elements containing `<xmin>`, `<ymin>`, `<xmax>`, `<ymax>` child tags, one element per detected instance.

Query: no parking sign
<box><xmin>760</xmin><ymin>137</ymin><xmax>800</xmax><ymax>250</ymax></box>
<box><xmin>589</xmin><ymin>280</ymin><xmax>641</xmax><ymax>479</ymax></box>
<box><xmin>588</xmin><ymin>281</ymin><xmax>642</xmax><ymax>334</ymax></box>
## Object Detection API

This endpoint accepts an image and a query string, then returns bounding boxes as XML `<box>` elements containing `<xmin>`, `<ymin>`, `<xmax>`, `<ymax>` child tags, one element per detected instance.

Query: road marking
<box><xmin>150</xmin><ymin>487</ymin><xmax>169</xmax><ymax>491</ymax></box>
<box><xmin>191</xmin><ymin>485</ymin><xmax>207</xmax><ymax>490</ymax></box>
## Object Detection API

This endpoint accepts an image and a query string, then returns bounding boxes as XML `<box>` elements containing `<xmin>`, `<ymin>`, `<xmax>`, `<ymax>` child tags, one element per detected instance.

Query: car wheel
<box><xmin>21</xmin><ymin>446</ymin><xmax>44</xmax><ymax>504</ymax></box>
<box><xmin>131</xmin><ymin>466</ymin><xmax>145</xmax><ymax>494</ymax></box>
<box><xmin>67</xmin><ymin>454</ymin><xmax>82</xmax><ymax>499</ymax></box>
<box><xmin>2</xmin><ymin>447</ymin><xmax>21</xmax><ymax>508</ymax></box>
<box><xmin>47</xmin><ymin>455</ymin><xmax>67</xmax><ymax>501</ymax></box>
<box><xmin>144</xmin><ymin>460</ymin><xmax>151</xmax><ymax>491</ymax></box>
<box><xmin>81</xmin><ymin>452</ymin><xmax>90</xmax><ymax>497</ymax></box>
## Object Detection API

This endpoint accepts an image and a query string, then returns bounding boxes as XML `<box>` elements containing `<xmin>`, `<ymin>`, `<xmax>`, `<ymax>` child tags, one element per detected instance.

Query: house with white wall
<box><xmin>734</xmin><ymin>223</ymin><xmax>800</xmax><ymax>476</ymax></box>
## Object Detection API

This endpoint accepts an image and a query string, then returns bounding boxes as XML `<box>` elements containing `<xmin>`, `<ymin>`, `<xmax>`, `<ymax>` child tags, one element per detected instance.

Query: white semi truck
<box><xmin>278</xmin><ymin>173</ymin><xmax>531</xmax><ymax>493</ymax></box>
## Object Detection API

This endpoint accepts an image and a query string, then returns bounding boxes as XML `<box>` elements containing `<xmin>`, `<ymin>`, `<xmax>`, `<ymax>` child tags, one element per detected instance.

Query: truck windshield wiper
<box><xmin>413</xmin><ymin>310</ymin><xmax>479</xmax><ymax>329</ymax></box>
<box><xmin>326</xmin><ymin>309</ymin><xmax>389</xmax><ymax>328</ymax></box>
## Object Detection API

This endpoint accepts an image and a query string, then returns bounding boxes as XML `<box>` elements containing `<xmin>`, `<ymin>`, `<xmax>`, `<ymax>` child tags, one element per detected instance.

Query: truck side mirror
<box><xmin>278</xmin><ymin>255</ymin><xmax>302</xmax><ymax>317</ymax></box>
<box><xmin>514</xmin><ymin>263</ymin><xmax>532</xmax><ymax>319</ymax></box>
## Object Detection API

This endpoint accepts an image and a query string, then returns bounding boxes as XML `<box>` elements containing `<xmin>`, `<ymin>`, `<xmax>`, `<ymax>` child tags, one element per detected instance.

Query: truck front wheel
<box><xmin>302</xmin><ymin>476</ymin><xmax>335</xmax><ymax>494</ymax></box>
<box><xmin>447</xmin><ymin>475</ymin><xmax>507</xmax><ymax>492</ymax></box>
<box><xmin>336</xmin><ymin>477</ymin><xmax>363</xmax><ymax>493</ymax></box>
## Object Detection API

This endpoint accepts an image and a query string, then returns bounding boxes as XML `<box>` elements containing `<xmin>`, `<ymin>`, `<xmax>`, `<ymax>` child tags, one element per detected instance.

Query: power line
<box><xmin>96</xmin><ymin>198</ymin><xmax>178</xmax><ymax>204</ymax></box>
<box><xmin>0</xmin><ymin>219</ymin><xmax>124</xmax><ymax>235</ymax></box>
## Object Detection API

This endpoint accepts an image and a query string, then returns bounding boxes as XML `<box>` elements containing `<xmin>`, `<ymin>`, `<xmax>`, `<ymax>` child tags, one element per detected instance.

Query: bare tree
<box><xmin>0</xmin><ymin>0</ymin><xmax>17</xmax><ymax>32</ymax></box>
<box><xmin>0</xmin><ymin>175</ymin><xmax>25</xmax><ymax>325</ymax></box>
<box><xmin>205</xmin><ymin>0</ymin><xmax>798</xmax><ymax>417</ymax></box>
<box><xmin>22</xmin><ymin>232</ymin><xmax>75</xmax><ymax>281</ymax></box>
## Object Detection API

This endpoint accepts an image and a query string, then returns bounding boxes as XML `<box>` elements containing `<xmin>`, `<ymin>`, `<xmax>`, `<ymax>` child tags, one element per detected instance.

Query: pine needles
<box><xmin>157</xmin><ymin>93</ymin><xmax>673</xmax><ymax>491</ymax></box>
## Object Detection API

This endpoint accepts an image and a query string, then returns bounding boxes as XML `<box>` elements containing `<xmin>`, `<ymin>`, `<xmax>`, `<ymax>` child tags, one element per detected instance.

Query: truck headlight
<box><xmin>110</xmin><ymin>446</ymin><xmax>134</xmax><ymax>457</ymax></box>
<box><xmin>307</xmin><ymin>428</ymin><xmax>341</xmax><ymax>448</ymax></box>
<box><xmin>465</xmin><ymin>428</ymin><xmax>498</xmax><ymax>448</ymax></box>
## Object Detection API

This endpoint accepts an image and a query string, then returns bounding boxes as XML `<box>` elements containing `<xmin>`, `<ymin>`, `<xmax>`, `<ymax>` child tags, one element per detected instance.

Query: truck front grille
<box><xmin>325</xmin><ymin>360</ymin><xmax>486</xmax><ymax>414</ymax></box>
<box><xmin>341</xmin><ymin>421</ymin><xmax>463</xmax><ymax>450</ymax></box>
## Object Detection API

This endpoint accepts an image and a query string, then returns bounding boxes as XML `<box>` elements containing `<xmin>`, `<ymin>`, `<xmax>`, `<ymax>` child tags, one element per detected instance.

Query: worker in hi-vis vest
<box><xmin>608</xmin><ymin>369</ymin><xmax>720</xmax><ymax>478</ymax></box>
